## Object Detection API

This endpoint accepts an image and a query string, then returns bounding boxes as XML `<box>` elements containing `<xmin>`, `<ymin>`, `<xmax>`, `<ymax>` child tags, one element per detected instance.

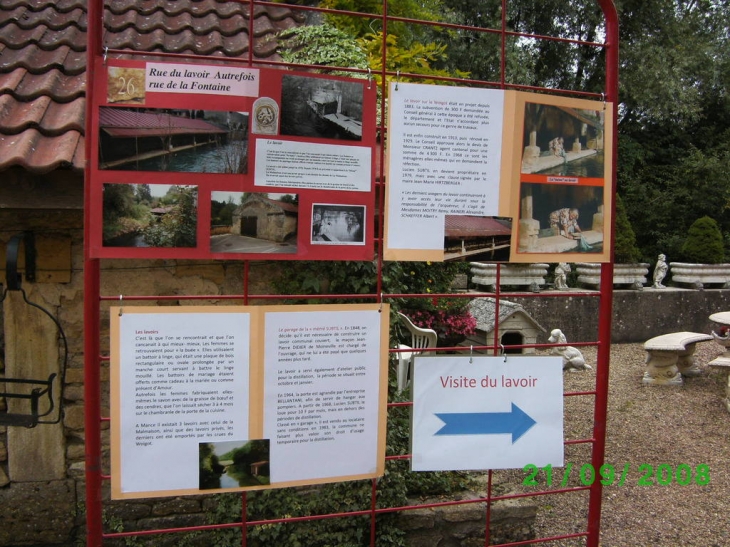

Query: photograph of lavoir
<box><xmin>98</xmin><ymin>107</ymin><xmax>250</xmax><ymax>173</ymax></box>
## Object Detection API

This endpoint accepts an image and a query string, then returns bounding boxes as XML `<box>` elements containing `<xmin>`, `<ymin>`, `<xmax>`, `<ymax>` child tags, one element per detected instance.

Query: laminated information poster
<box><xmin>110</xmin><ymin>304</ymin><xmax>389</xmax><ymax>499</ymax></box>
<box><xmin>90</xmin><ymin>60</ymin><xmax>378</xmax><ymax>261</ymax></box>
<box><xmin>385</xmin><ymin>84</ymin><xmax>613</xmax><ymax>263</ymax></box>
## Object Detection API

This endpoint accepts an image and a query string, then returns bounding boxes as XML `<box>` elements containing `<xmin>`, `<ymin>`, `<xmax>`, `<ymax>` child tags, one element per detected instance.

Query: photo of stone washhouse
<box><xmin>231</xmin><ymin>194</ymin><xmax>298</xmax><ymax>243</ymax></box>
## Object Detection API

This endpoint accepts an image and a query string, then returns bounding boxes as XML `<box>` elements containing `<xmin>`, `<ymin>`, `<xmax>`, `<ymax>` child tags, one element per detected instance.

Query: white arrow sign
<box><xmin>411</xmin><ymin>356</ymin><xmax>564</xmax><ymax>472</ymax></box>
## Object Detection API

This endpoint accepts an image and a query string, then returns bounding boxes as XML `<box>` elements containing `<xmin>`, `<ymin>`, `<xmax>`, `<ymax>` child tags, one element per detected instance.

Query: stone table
<box><xmin>708</xmin><ymin>311</ymin><xmax>730</xmax><ymax>412</ymax></box>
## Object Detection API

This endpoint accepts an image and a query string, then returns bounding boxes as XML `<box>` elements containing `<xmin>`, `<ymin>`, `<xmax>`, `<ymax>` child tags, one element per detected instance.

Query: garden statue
<box><xmin>554</xmin><ymin>262</ymin><xmax>571</xmax><ymax>290</ymax></box>
<box><xmin>548</xmin><ymin>328</ymin><xmax>591</xmax><ymax>371</ymax></box>
<box><xmin>652</xmin><ymin>253</ymin><xmax>668</xmax><ymax>289</ymax></box>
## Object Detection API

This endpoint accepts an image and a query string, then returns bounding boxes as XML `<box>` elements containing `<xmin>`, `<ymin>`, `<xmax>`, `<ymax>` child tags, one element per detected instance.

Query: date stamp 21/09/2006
<box><xmin>523</xmin><ymin>463</ymin><xmax>710</xmax><ymax>487</ymax></box>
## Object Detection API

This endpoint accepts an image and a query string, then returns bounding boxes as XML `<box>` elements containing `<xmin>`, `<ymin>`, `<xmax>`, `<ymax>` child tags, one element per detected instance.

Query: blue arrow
<box><xmin>434</xmin><ymin>403</ymin><xmax>537</xmax><ymax>443</ymax></box>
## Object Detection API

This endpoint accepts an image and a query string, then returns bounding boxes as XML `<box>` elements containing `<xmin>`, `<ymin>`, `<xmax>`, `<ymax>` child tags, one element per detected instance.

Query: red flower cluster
<box><xmin>406</xmin><ymin>308</ymin><xmax>477</xmax><ymax>339</ymax></box>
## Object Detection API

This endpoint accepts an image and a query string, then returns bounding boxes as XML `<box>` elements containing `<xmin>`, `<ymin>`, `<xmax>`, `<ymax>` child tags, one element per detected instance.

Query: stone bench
<box><xmin>642</xmin><ymin>332</ymin><xmax>713</xmax><ymax>385</ymax></box>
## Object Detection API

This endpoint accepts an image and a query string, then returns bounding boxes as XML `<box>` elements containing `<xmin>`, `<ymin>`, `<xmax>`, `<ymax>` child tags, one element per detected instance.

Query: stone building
<box><xmin>231</xmin><ymin>194</ymin><xmax>298</xmax><ymax>242</ymax></box>
<box><xmin>0</xmin><ymin>2</ymin><xmax>306</xmax><ymax>544</ymax></box>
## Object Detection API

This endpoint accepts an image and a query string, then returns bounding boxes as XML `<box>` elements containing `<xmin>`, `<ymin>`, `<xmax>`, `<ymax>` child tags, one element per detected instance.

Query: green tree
<box><xmin>135</xmin><ymin>184</ymin><xmax>152</xmax><ymax>204</ymax></box>
<box><xmin>143</xmin><ymin>186</ymin><xmax>197</xmax><ymax>248</ymax></box>
<box><xmin>102</xmin><ymin>183</ymin><xmax>137</xmax><ymax>222</ymax></box>
<box><xmin>278</xmin><ymin>23</ymin><xmax>369</xmax><ymax>71</ymax></box>
<box><xmin>613</xmin><ymin>193</ymin><xmax>641</xmax><ymax>263</ymax></box>
<box><xmin>211</xmin><ymin>198</ymin><xmax>237</xmax><ymax>227</ymax></box>
<box><xmin>681</xmin><ymin>215</ymin><xmax>725</xmax><ymax>263</ymax></box>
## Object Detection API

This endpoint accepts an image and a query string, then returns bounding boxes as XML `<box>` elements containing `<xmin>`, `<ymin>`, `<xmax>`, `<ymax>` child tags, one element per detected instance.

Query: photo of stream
<box><xmin>199</xmin><ymin>439</ymin><xmax>270</xmax><ymax>490</ymax></box>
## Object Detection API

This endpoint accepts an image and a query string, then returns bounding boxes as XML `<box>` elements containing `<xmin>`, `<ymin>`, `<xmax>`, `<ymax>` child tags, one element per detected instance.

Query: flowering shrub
<box><xmin>404</xmin><ymin>305</ymin><xmax>477</xmax><ymax>341</ymax></box>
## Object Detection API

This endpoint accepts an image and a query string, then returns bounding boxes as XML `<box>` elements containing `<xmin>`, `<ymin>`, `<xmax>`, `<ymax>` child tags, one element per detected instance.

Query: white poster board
<box><xmin>110</xmin><ymin>304</ymin><xmax>389</xmax><ymax>499</ymax></box>
<box><xmin>116</xmin><ymin>310</ymin><xmax>250</xmax><ymax>494</ymax></box>
<box><xmin>385</xmin><ymin>82</ymin><xmax>505</xmax><ymax>259</ymax></box>
<box><xmin>263</xmin><ymin>309</ymin><xmax>382</xmax><ymax>482</ymax></box>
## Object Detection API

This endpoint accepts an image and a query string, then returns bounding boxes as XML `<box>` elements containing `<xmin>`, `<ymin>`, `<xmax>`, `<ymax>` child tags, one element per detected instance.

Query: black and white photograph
<box><xmin>99</xmin><ymin>107</ymin><xmax>249</xmax><ymax>173</ymax></box>
<box><xmin>311</xmin><ymin>204</ymin><xmax>365</xmax><ymax>245</ymax></box>
<box><xmin>210</xmin><ymin>191</ymin><xmax>298</xmax><ymax>254</ymax></box>
<box><xmin>281</xmin><ymin>75</ymin><xmax>364</xmax><ymax>141</ymax></box>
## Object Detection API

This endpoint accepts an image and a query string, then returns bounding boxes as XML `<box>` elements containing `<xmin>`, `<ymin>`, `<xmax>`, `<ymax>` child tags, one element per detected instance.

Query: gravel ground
<box><xmin>493</xmin><ymin>342</ymin><xmax>730</xmax><ymax>547</ymax></box>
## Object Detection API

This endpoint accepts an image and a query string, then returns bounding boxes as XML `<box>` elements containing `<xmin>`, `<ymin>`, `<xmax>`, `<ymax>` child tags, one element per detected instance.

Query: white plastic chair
<box><xmin>396</xmin><ymin>312</ymin><xmax>438</xmax><ymax>392</ymax></box>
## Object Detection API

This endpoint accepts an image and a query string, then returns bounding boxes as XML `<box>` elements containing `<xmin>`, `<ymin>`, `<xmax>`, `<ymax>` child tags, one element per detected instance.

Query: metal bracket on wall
<box><xmin>0</xmin><ymin>232</ymin><xmax>66</xmax><ymax>428</ymax></box>
<box><xmin>5</xmin><ymin>231</ymin><xmax>36</xmax><ymax>290</ymax></box>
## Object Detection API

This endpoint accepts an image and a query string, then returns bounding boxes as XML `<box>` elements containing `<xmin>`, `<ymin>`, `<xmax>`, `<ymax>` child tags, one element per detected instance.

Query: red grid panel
<box><xmin>84</xmin><ymin>1</ymin><xmax>619</xmax><ymax>545</ymax></box>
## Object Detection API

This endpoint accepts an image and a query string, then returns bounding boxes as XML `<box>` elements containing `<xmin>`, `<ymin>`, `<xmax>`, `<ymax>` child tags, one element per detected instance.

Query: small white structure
<box><xmin>463</xmin><ymin>298</ymin><xmax>546</xmax><ymax>354</ymax></box>
<box><xmin>547</xmin><ymin>329</ymin><xmax>591</xmax><ymax>371</ymax></box>
<box><xmin>652</xmin><ymin>254</ymin><xmax>668</xmax><ymax>288</ymax></box>
<box><xmin>553</xmin><ymin>263</ymin><xmax>571</xmax><ymax>290</ymax></box>
<box><xmin>395</xmin><ymin>312</ymin><xmax>438</xmax><ymax>393</ymax></box>
<box><xmin>708</xmin><ymin>312</ymin><xmax>730</xmax><ymax>412</ymax></box>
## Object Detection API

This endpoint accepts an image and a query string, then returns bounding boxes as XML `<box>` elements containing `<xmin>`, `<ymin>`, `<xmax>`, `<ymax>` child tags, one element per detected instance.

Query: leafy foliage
<box><xmin>613</xmin><ymin>193</ymin><xmax>641</xmax><ymax>263</ymax></box>
<box><xmin>142</xmin><ymin>186</ymin><xmax>197</xmax><ymax>248</ymax></box>
<box><xmin>680</xmin><ymin>216</ymin><xmax>725</xmax><ymax>264</ymax></box>
<box><xmin>279</xmin><ymin>23</ymin><xmax>369</xmax><ymax>71</ymax></box>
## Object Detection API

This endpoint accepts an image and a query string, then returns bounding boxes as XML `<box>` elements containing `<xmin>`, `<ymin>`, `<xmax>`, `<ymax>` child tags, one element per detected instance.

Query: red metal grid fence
<box><xmin>83</xmin><ymin>1</ymin><xmax>619</xmax><ymax>545</ymax></box>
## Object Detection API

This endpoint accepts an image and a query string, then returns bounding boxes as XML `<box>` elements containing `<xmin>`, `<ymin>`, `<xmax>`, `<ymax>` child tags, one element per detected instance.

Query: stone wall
<box><xmin>401</xmin><ymin>492</ymin><xmax>536</xmax><ymax>547</ymax></box>
<box><xmin>0</xmin><ymin>209</ymin><xmax>281</xmax><ymax>546</ymax></box>
<box><xmin>510</xmin><ymin>288</ymin><xmax>730</xmax><ymax>344</ymax></box>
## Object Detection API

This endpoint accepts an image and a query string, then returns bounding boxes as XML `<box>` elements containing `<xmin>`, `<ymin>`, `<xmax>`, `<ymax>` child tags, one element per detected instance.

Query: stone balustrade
<box><xmin>669</xmin><ymin>263</ymin><xmax>730</xmax><ymax>289</ymax></box>
<box><xmin>576</xmin><ymin>263</ymin><xmax>649</xmax><ymax>289</ymax></box>
<box><xmin>470</xmin><ymin>262</ymin><xmax>549</xmax><ymax>292</ymax></box>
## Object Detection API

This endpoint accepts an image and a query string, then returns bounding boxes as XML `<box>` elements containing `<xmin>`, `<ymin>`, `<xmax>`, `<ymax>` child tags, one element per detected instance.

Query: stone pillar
<box><xmin>4</xmin><ymin>287</ymin><xmax>65</xmax><ymax>481</ymax></box>
<box><xmin>518</xmin><ymin>195</ymin><xmax>540</xmax><ymax>251</ymax></box>
<box><xmin>642</xmin><ymin>350</ymin><xmax>683</xmax><ymax>386</ymax></box>
<box><xmin>591</xmin><ymin>204</ymin><xmax>604</xmax><ymax>233</ymax></box>
<box><xmin>522</xmin><ymin>130</ymin><xmax>540</xmax><ymax>167</ymax></box>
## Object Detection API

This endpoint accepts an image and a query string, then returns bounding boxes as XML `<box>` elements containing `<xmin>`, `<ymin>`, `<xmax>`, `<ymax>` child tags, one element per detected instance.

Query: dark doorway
<box><xmin>242</xmin><ymin>216</ymin><xmax>257</xmax><ymax>237</ymax></box>
<box><xmin>500</xmin><ymin>332</ymin><xmax>524</xmax><ymax>354</ymax></box>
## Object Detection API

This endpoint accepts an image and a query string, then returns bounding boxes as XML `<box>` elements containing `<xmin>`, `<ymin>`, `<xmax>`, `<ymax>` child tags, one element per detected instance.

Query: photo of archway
<box><xmin>210</xmin><ymin>191</ymin><xmax>298</xmax><ymax>254</ymax></box>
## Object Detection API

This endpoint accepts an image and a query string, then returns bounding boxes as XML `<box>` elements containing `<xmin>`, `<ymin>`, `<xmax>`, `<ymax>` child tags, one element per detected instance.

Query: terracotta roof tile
<box><xmin>2</xmin><ymin>0</ymin><xmax>86</xmax><ymax>12</ymax></box>
<box><xmin>445</xmin><ymin>216</ymin><xmax>513</xmax><ymax>238</ymax></box>
<box><xmin>0</xmin><ymin>0</ymin><xmax>307</xmax><ymax>174</ymax></box>
<box><xmin>0</xmin><ymin>68</ymin><xmax>86</xmax><ymax>101</ymax></box>
<box><xmin>0</xmin><ymin>23</ymin><xmax>86</xmax><ymax>50</ymax></box>
<box><xmin>0</xmin><ymin>129</ymin><xmax>83</xmax><ymax>172</ymax></box>
<box><xmin>6</xmin><ymin>6</ymin><xmax>87</xmax><ymax>31</ymax></box>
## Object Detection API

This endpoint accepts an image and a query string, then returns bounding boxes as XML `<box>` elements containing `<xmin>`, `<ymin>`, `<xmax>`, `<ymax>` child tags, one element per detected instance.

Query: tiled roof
<box><xmin>99</xmin><ymin>107</ymin><xmax>228</xmax><ymax>137</ymax></box>
<box><xmin>0</xmin><ymin>0</ymin><xmax>307</xmax><ymax>174</ymax></box>
<box><xmin>468</xmin><ymin>297</ymin><xmax>546</xmax><ymax>334</ymax></box>
<box><xmin>445</xmin><ymin>215</ymin><xmax>513</xmax><ymax>238</ymax></box>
